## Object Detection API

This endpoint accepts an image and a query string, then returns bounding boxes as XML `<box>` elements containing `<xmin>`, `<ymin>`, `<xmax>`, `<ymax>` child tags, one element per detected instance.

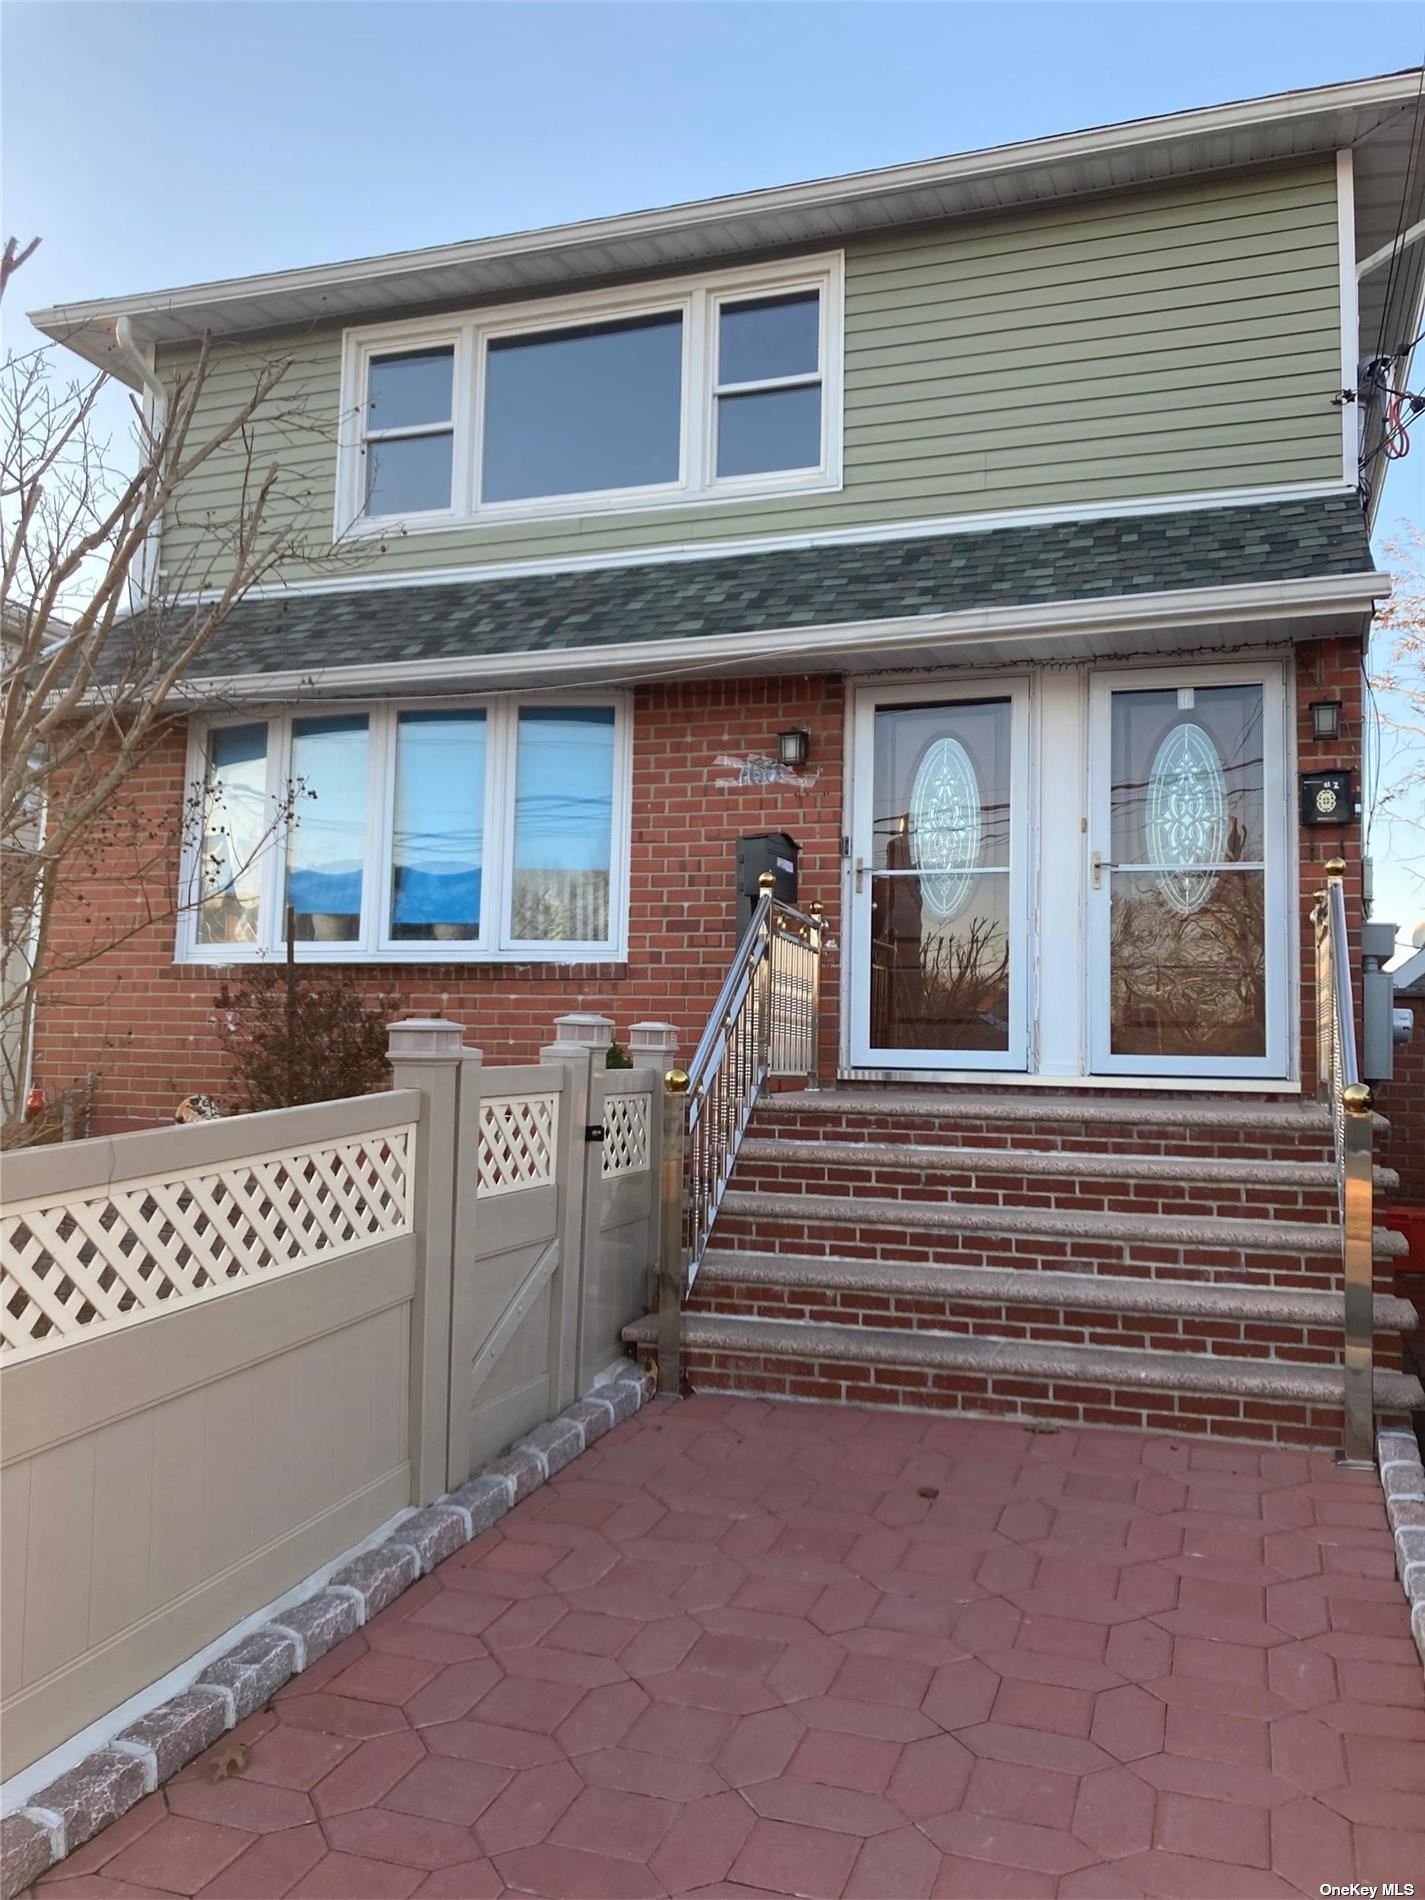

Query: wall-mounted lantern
<box><xmin>1310</xmin><ymin>699</ymin><xmax>1343</xmax><ymax>743</ymax></box>
<box><xmin>777</xmin><ymin>728</ymin><xmax>811</xmax><ymax>769</ymax></box>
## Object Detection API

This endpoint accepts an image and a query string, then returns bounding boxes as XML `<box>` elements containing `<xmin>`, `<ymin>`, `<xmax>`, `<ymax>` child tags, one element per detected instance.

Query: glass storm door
<box><xmin>848</xmin><ymin>685</ymin><xmax>1029</xmax><ymax>1071</ymax></box>
<box><xmin>1087</xmin><ymin>667</ymin><xmax>1289</xmax><ymax>1078</ymax></box>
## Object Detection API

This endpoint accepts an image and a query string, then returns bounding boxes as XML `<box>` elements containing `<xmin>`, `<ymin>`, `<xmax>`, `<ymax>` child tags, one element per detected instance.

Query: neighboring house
<box><xmin>1385</xmin><ymin>937</ymin><xmax>1425</xmax><ymax>1207</ymax></box>
<box><xmin>22</xmin><ymin>71</ymin><xmax>1425</xmax><ymax>1444</ymax></box>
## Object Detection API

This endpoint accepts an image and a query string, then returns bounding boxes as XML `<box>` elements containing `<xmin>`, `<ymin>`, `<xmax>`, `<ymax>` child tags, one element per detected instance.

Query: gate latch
<box><xmin>584</xmin><ymin>1124</ymin><xmax>606</xmax><ymax>1143</ymax></box>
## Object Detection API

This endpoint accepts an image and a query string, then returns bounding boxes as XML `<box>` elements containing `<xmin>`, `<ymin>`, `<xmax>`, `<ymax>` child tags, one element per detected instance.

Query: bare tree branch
<box><xmin>0</xmin><ymin>235</ymin><xmax>367</xmax><ymax>1142</ymax></box>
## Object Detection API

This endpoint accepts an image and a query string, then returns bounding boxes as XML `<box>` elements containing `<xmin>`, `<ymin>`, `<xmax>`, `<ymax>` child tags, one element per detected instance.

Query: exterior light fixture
<box><xmin>777</xmin><ymin>728</ymin><xmax>810</xmax><ymax>768</ymax></box>
<box><xmin>1310</xmin><ymin>700</ymin><xmax>1343</xmax><ymax>743</ymax></box>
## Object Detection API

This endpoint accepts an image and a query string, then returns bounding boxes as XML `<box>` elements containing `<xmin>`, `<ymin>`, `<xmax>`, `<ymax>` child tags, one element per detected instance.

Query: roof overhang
<box><xmin>175</xmin><ymin>570</ymin><xmax>1385</xmax><ymax>706</ymax></box>
<box><xmin>30</xmin><ymin>69</ymin><xmax>1425</xmax><ymax>386</ymax></box>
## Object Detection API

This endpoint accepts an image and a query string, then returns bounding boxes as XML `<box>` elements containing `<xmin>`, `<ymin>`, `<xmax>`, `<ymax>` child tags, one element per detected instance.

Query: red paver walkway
<box><xmin>33</xmin><ymin>1397</ymin><xmax>1424</xmax><ymax>1899</ymax></box>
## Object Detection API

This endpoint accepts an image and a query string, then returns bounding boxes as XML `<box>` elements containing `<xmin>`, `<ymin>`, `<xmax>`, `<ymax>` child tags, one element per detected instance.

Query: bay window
<box><xmin>338</xmin><ymin>254</ymin><xmax>842</xmax><ymax>533</ymax></box>
<box><xmin>182</xmin><ymin>698</ymin><xmax>628</xmax><ymax>962</ymax></box>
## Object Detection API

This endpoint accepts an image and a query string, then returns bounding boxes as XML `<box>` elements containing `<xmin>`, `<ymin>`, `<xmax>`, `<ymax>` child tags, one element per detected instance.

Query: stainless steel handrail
<box><xmin>656</xmin><ymin>874</ymin><xmax>824</xmax><ymax>1394</ymax></box>
<box><xmin>1313</xmin><ymin>858</ymin><xmax>1375</xmax><ymax>1467</ymax></box>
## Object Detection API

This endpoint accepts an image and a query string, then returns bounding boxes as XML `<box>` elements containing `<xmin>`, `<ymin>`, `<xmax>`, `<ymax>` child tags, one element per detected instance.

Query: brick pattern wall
<box><xmin>678</xmin><ymin>1350</ymin><xmax>1389</xmax><ymax>1449</ymax></box>
<box><xmin>31</xmin><ymin>639</ymin><xmax>1367</xmax><ymax>1130</ymax></box>
<box><xmin>707</xmin><ymin>1204</ymin><xmax>1394</xmax><ymax>1294</ymax></box>
<box><xmin>1380</xmin><ymin>993</ymin><xmax>1425</xmax><ymax>1209</ymax></box>
<box><xmin>691</xmin><ymin>1278</ymin><xmax>1367</xmax><ymax>1364</ymax></box>
<box><xmin>1296</xmin><ymin>633</ymin><xmax>1368</xmax><ymax>1096</ymax></box>
<box><xmin>735</xmin><ymin>1151</ymin><xmax>1339</xmax><ymax>1219</ymax></box>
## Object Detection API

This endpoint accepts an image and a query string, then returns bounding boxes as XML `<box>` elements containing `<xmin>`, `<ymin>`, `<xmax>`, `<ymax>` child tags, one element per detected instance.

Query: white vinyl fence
<box><xmin>0</xmin><ymin>1011</ymin><xmax>669</xmax><ymax>1776</ymax></box>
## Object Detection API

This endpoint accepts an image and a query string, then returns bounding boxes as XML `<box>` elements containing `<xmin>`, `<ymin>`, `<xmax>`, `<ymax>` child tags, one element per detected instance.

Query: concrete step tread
<box><xmin>720</xmin><ymin>1188</ymin><xmax>1410</xmax><ymax>1260</ymax></box>
<box><xmin>738</xmin><ymin>1137</ymin><xmax>1394</xmax><ymax>1189</ymax></box>
<box><xmin>697</xmin><ymin>1249</ymin><xmax>1419</xmax><ymax>1329</ymax></box>
<box><xmin>622</xmin><ymin>1311</ymin><xmax>1425</xmax><ymax>1412</ymax></box>
<box><xmin>764</xmin><ymin>1089</ymin><xmax>1340</xmax><ymax>1131</ymax></box>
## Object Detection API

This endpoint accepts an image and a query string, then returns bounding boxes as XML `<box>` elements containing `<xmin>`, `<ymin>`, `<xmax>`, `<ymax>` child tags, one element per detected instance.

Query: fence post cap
<box><xmin>629</xmin><ymin>1021</ymin><xmax>679</xmax><ymax>1054</ymax></box>
<box><xmin>547</xmin><ymin>1012</ymin><xmax>615</xmax><ymax>1051</ymax></box>
<box><xmin>387</xmin><ymin>1017</ymin><xmax>466</xmax><ymax>1060</ymax></box>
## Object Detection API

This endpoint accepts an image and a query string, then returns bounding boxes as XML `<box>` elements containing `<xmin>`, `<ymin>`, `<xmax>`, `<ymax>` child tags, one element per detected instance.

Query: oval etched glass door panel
<box><xmin>1108</xmin><ymin>684</ymin><xmax>1266</xmax><ymax>1059</ymax></box>
<box><xmin>908</xmin><ymin>736</ymin><xmax>982</xmax><ymax>920</ymax></box>
<box><xmin>1145</xmin><ymin>721</ymin><xmax>1228</xmax><ymax>915</ymax></box>
<box><xmin>869</xmin><ymin>699</ymin><xmax>1013</xmax><ymax>1054</ymax></box>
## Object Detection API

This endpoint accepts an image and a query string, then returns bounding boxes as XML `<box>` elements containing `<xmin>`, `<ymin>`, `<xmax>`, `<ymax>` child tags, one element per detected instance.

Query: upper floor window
<box><xmin>364</xmin><ymin>349</ymin><xmax>456</xmax><ymax>518</ymax></box>
<box><xmin>183</xmin><ymin>697</ymin><xmax>629</xmax><ymax>964</ymax></box>
<box><xmin>339</xmin><ymin>254</ymin><xmax>843</xmax><ymax>534</ymax></box>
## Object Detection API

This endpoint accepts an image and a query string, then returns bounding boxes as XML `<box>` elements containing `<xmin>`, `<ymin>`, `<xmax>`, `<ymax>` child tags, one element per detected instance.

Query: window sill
<box><xmin>343</xmin><ymin>470</ymin><xmax>843</xmax><ymax>542</ymax></box>
<box><xmin>176</xmin><ymin>955</ymin><xmax>630</xmax><ymax>981</ymax></box>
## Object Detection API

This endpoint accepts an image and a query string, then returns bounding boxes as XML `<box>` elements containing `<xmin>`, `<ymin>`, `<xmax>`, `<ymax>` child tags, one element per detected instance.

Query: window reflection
<box><xmin>867</xmin><ymin>700</ymin><xmax>1014</xmax><ymax>1054</ymax></box>
<box><xmin>1110</xmin><ymin>871</ymin><xmax>1266</xmax><ymax>1058</ymax></box>
<box><xmin>512</xmin><ymin>708</ymin><xmax>615</xmax><ymax>942</ymax></box>
<box><xmin>287</xmin><ymin>715</ymin><xmax>369</xmax><ymax>943</ymax></box>
<box><xmin>483</xmin><ymin>314</ymin><xmax>683</xmax><ymax>502</ymax></box>
<box><xmin>1107</xmin><ymin>685</ymin><xmax>1267</xmax><ymax>1059</ymax></box>
<box><xmin>198</xmin><ymin>724</ymin><xmax>267</xmax><ymax>945</ymax></box>
<box><xmin>363</xmin><ymin>348</ymin><xmax>454</xmax><ymax>517</ymax></box>
<box><xmin>390</xmin><ymin>710</ymin><xmax>485</xmax><ymax>942</ymax></box>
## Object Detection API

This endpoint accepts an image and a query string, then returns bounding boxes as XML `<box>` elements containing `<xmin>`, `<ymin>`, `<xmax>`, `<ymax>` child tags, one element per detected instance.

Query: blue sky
<box><xmin>4</xmin><ymin>0</ymin><xmax>1423</xmax><ymax>932</ymax></box>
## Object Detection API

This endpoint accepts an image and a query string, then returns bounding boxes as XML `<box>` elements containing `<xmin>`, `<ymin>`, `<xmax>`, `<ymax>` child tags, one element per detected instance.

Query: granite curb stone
<box><xmin>483</xmin><ymin>1446</ymin><xmax>546</xmax><ymax>1500</ymax></box>
<box><xmin>389</xmin><ymin>1504</ymin><xmax>469</xmax><ymax>1573</ymax></box>
<box><xmin>114</xmin><ymin>1688</ymin><xmax>230</xmax><ymax>1785</ymax></box>
<box><xmin>196</xmin><ymin>1629</ymin><xmax>298</xmax><ymax>1721</ymax></box>
<box><xmin>1376</xmin><ymin>1427</ymin><xmax>1425</xmax><ymax>1670</ymax></box>
<box><xmin>267</xmin><ymin>1590</ymin><xmax>362</xmax><ymax>1668</ymax></box>
<box><xmin>0</xmin><ymin>1358</ymin><xmax>654</xmax><ymax>1894</ymax></box>
<box><xmin>517</xmin><ymin>1416</ymin><xmax>586</xmax><ymax>1476</ymax></box>
<box><xmin>0</xmin><ymin>1815</ymin><xmax>53</xmax><ymax>1900</ymax></box>
<box><xmin>330</xmin><ymin>1542</ymin><xmax>420</xmax><ymax>1621</ymax></box>
<box><xmin>444</xmin><ymin>1472</ymin><xmax>516</xmax><ymax>1533</ymax></box>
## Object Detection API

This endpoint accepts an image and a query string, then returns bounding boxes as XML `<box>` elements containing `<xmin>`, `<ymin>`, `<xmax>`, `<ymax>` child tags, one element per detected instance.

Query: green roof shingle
<box><xmin>191</xmin><ymin>494</ymin><xmax>1374</xmax><ymax>681</ymax></box>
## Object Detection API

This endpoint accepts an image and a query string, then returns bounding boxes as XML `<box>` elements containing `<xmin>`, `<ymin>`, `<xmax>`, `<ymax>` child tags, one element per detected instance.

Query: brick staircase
<box><xmin>625</xmin><ymin>1088</ymin><xmax>1421</xmax><ymax>1448</ymax></box>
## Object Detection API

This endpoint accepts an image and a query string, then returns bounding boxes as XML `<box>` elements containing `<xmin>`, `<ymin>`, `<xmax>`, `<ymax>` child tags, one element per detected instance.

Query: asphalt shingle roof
<box><xmin>193</xmin><ymin>495</ymin><xmax>1374</xmax><ymax>681</ymax></box>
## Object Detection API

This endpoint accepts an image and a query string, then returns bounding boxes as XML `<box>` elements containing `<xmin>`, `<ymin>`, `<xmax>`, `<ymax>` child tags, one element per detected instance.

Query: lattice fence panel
<box><xmin>602</xmin><ymin>1092</ymin><xmax>651</xmax><ymax>1177</ymax></box>
<box><xmin>1</xmin><ymin>1124</ymin><xmax>415</xmax><ymax>1360</ymax></box>
<box><xmin>477</xmin><ymin>1094</ymin><xmax>559</xmax><ymax>1197</ymax></box>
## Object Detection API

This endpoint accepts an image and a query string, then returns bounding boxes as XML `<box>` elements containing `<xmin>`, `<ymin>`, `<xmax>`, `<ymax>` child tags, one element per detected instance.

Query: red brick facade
<box><xmin>32</xmin><ymin>639</ymin><xmax>1368</xmax><ymax>1133</ymax></box>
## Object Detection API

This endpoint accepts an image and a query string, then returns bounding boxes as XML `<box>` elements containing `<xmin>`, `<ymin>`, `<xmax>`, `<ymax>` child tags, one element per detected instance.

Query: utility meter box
<box><xmin>737</xmin><ymin>832</ymin><xmax>799</xmax><ymax>933</ymax></box>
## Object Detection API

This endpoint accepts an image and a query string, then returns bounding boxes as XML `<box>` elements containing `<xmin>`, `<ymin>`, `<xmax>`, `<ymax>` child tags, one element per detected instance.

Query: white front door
<box><xmin>848</xmin><ymin>682</ymin><xmax>1031</xmax><ymax>1071</ymax></box>
<box><xmin>1086</xmin><ymin>663</ymin><xmax>1290</xmax><ymax>1078</ymax></box>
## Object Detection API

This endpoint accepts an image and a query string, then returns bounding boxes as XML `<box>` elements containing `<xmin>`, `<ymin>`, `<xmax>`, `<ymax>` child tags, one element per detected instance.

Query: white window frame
<box><xmin>178</xmin><ymin>693</ymin><xmax>632</xmax><ymax>965</ymax></box>
<box><xmin>334</xmin><ymin>253</ymin><xmax>844</xmax><ymax>540</ymax></box>
<box><xmin>705</xmin><ymin>282</ymin><xmax>830</xmax><ymax>494</ymax></box>
<box><xmin>353</xmin><ymin>331</ymin><xmax>469</xmax><ymax>530</ymax></box>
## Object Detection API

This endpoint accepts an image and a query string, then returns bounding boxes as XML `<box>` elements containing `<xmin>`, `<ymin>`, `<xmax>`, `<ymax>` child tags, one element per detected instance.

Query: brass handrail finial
<box><xmin>1325</xmin><ymin>857</ymin><xmax>1347</xmax><ymax>879</ymax></box>
<box><xmin>1342</xmin><ymin>1081</ymin><xmax>1374</xmax><ymax>1116</ymax></box>
<box><xmin>664</xmin><ymin>1068</ymin><xmax>690</xmax><ymax>1095</ymax></box>
<box><xmin>757</xmin><ymin>870</ymin><xmax>776</xmax><ymax>892</ymax></box>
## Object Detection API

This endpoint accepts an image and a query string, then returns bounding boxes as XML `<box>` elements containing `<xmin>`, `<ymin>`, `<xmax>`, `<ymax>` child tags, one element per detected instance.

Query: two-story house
<box><xmin>27</xmin><ymin>70</ymin><xmax>1425</xmax><ymax>1445</ymax></box>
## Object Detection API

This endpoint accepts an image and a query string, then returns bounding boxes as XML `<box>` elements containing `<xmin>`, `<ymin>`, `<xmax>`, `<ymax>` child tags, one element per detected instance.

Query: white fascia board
<box><xmin>30</xmin><ymin>69</ymin><xmax>1423</xmax><ymax>383</ymax></box>
<box><xmin>178</xmin><ymin>571</ymin><xmax>1384</xmax><ymax>704</ymax></box>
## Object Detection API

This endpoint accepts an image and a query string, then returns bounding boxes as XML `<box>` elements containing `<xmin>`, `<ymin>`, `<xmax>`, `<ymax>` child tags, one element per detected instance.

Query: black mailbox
<box><xmin>737</xmin><ymin>831</ymin><xmax>799</xmax><ymax>933</ymax></box>
<box><xmin>1299</xmin><ymin>770</ymin><xmax>1355</xmax><ymax>828</ymax></box>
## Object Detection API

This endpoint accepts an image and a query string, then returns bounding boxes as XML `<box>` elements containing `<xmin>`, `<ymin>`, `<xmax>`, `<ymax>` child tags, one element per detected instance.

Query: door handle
<box><xmin>855</xmin><ymin>858</ymin><xmax>865</xmax><ymax>895</ymax></box>
<box><xmin>1092</xmin><ymin>852</ymin><xmax>1116</xmax><ymax>890</ymax></box>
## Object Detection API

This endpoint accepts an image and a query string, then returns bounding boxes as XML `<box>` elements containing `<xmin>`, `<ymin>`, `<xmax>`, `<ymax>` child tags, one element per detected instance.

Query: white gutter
<box><xmin>1358</xmin><ymin>216</ymin><xmax>1425</xmax><ymax>281</ymax></box>
<box><xmin>112</xmin><ymin>317</ymin><xmax>166</xmax><ymax>404</ymax></box>
<box><xmin>176</xmin><ymin>571</ymin><xmax>1385</xmax><ymax>703</ymax></box>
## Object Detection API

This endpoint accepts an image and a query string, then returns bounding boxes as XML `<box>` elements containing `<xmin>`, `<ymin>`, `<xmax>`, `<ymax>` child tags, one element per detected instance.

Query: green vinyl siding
<box><xmin>156</xmin><ymin>159</ymin><xmax>1345</xmax><ymax>587</ymax></box>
